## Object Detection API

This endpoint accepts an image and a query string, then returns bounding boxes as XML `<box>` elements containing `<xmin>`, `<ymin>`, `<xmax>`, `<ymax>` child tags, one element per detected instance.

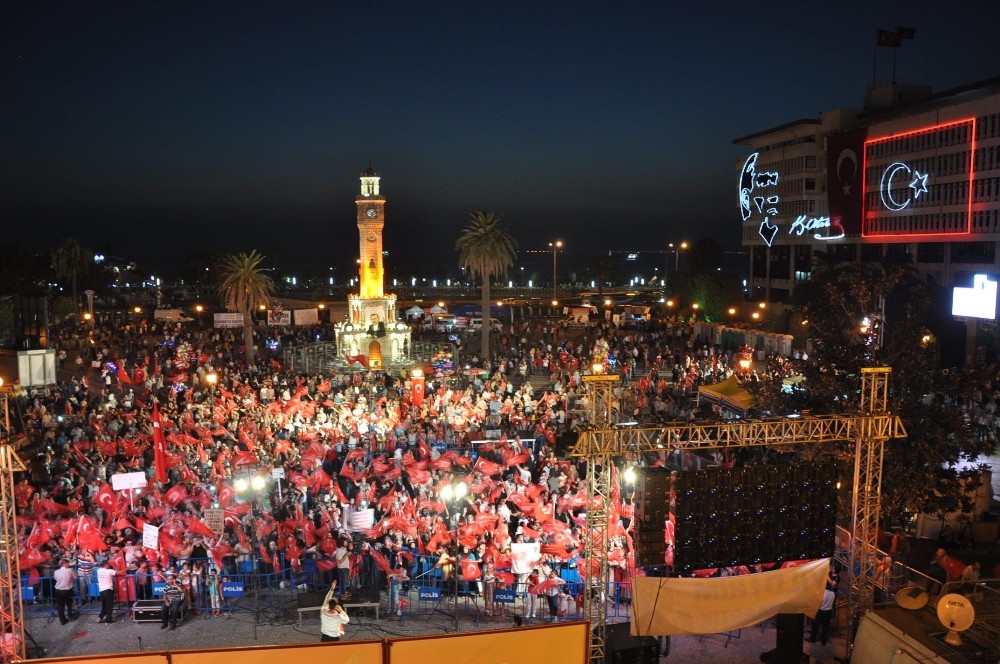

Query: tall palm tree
<box><xmin>51</xmin><ymin>239</ymin><xmax>91</xmax><ymax>312</ymax></box>
<box><xmin>455</xmin><ymin>211</ymin><xmax>517</xmax><ymax>361</ymax></box>
<box><xmin>216</xmin><ymin>251</ymin><xmax>275</xmax><ymax>367</ymax></box>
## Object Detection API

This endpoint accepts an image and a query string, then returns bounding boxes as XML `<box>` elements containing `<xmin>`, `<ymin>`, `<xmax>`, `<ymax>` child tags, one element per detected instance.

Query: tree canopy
<box><xmin>757</xmin><ymin>257</ymin><xmax>993</xmax><ymax>518</ymax></box>
<box><xmin>216</xmin><ymin>250</ymin><xmax>275</xmax><ymax>366</ymax></box>
<box><xmin>455</xmin><ymin>211</ymin><xmax>517</xmax><ymax>361</ymax></box>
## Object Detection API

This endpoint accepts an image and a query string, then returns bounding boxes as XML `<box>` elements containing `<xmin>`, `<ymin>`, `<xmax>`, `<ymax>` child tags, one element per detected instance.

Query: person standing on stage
<box><xmin>53</xmin><ymin>559</ymin><xmax>77</xmax><ymax>625</ymax></box>
<box><xmin>96</xmin><ymin>560</ymin><xmax>116</xmax><ymax>624</ymax></box>
<box><xmin>320</xmin><ymin>594</ymin><xmax>350</xmax><ymax>642</ymax></box>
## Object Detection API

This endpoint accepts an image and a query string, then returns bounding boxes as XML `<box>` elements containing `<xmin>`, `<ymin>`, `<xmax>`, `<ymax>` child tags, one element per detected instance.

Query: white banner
<box><xmin>631</xmin><ymin>558</ymin><xmax>830</xmax><ymax>636</ymax></box>
<box><xmin>110</xmin><ymin>471</ymin><xmax>147</xmax><ymax>491</ymax></box>
<box><xmin>214</xmin><ymin>313</ymin><xmax>244</xmax><ymax>328</ymax></box>
<box><xmin>510</xmin><ymin>542</ymin><xmax>541</xmax><ymax>574</ymax></box>
<box><xmin>294</xmin><ymin>308</ymin><xmax>319</xmax><ymax>326</ymax></box>
<box><xmin>142</xmin><ymin>523</ymin><xmax>160</xmax><ymax>550</ymax></box>
<box><xmin>267</xmin><ymin>310</ymin><xmax>291</xmax><ymax>326</ymax></box>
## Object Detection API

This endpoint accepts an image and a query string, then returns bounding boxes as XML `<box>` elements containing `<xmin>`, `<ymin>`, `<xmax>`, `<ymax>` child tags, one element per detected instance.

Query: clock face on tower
<box><xmin>366</xmin><ymin>208</ymin><xmax>377</xmax><ymax>218</ymax></box>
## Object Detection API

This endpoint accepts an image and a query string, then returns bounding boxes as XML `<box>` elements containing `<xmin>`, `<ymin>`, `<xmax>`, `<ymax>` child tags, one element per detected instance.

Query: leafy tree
<box><xmin>216</xmin><ymin>251</ymin><xmax>275</xmax><ymax>367</ymax></box>
<box><xmin>585</xmin><ymin>254</ymin><xmax>616</xmax><ymax>296</ymax></box>
<box><xmin>759</xmin><ymin>258</ymin><xmax>993</xmax><ymax>518</ymax></box>
<box><xmin>455</xmin><ymin>211</ymin><xmax>517</xmax><ymax>361</ymax></box>
<box><xmin>51</xmin><ymin>239</ymin><xmax>91</xmax><ymax>311</ymax></box>
<box><xmin>688</xmin><ymin>237</ymin><xmax>723</xmax><ymax>274</ymax></box>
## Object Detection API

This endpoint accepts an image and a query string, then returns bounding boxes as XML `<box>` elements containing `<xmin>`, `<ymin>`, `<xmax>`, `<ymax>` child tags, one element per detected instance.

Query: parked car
<box><xmin>467</xmin><ymin>317</ymin><xmax>504</xmax><ymax>332</ymax></box>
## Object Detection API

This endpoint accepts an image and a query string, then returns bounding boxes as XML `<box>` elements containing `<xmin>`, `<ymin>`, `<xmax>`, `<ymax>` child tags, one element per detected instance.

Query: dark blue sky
<box><xmin>3</xmin><ymin>1</ymin><xmax>999</xmax><ymax>274</ymax></box>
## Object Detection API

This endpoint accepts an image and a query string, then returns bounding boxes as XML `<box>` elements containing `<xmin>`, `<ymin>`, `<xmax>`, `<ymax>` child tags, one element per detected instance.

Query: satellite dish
<box><xmin>895</xmin><ymin>586</ymin><xmax>929</xmax><ymax>610</ymax></box>
<box><xmin>936</xmin><ymin>593</ymin><xmax>976</xmax><ymax>646</ymax></box>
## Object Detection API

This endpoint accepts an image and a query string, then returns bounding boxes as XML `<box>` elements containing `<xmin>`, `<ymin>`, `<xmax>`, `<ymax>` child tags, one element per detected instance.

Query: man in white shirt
<box><xmin>53</xmin><ymin>558</ymin><xmax>77</xmax><ymax>625</ymax></box>
<box><xmin>96</xmin><ymin>560</ymin><xmax>117</xmax><ymax>624</ymax></box>
<box><xmin>319</xmin><ymin>580</ymin><xmax>349</xmax><ymax>641</ymax></box>
<box><xmin>809</xmin><ymin>586</ymin><xmax>836</xmax><ymax>645</ymax></box>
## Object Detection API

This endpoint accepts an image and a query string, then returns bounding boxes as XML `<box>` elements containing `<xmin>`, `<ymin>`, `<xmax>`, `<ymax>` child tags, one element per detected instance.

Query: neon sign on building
<box><xmin>862</xmin><ymin>118</ymin><xmax>975</xmax><ymax>238</ymax></box>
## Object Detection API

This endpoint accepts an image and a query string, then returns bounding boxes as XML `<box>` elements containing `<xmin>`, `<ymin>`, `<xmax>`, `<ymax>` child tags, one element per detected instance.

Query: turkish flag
<box><xmin>410</xmin><ymin>374</ymin><xmax>425</xmax><ymax>407</ymax></box>
<box><xmin>95</xmin><ymin>484</ymin><xmax>119</xmax><ymax>514</ymax></box>
<box><xmin>460</xmin><ymin>559</ymin><xmax>481</xmax><ymax>580</ymax></box>
<box><xmin>77</xmin><ymin>516</ymin><xmax>108</xmax><ymax>551</ymax></box>
<box><xmin>187</xmin><ymin>518</ymin><xmax>216</xmax><ymax>538</ymax></box>
<box><xmin>152</xmin><ymin>402</ymin><xmax>169</xmax><ymax>483</ymax></box>
<box><xmin>163</xmin><ymin>484</ymin><xmax>188</xmax><ymax>507</ymax></box>
<box><xmin>474</xmin><ymin>457</ymin><xmax>503</xmax><ymax>477</ymax></box>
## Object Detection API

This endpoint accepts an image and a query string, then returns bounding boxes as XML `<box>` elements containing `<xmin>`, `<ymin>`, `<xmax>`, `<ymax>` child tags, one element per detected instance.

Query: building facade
<box><xmin>734</xmin><ymin>77</ymin><xmax>1000</xmax><ymax>312</ymax></box>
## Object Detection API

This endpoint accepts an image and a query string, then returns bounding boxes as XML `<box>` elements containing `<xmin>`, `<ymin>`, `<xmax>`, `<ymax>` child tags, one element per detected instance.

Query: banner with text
<box><xmin>294</xmin><ymin>308</ymin><xmax>318</xmax><ymax>326</ymax></box>
<box><xmin>213</xmin><ymin>313</ymin><xmax>244</xmax><ymax>328</ymax></box>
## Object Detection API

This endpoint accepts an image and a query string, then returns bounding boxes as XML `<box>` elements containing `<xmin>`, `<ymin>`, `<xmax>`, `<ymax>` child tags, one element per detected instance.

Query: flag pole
<box><xmin>872</xmin><ymin>40</ymin><xmax>877</xmax><ymax>88</ymax></box>
<box><xmin>892</xmin><ymin>47</ymin><xmax>897</xmax><ymax>84</ymax></box>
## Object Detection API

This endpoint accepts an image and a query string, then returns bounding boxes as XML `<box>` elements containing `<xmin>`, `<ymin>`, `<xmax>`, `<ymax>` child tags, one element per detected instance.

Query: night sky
<box><xmin>3</xmin><ymin>2</ymin><xmax>999</xmax><ymax>275</ymax></box>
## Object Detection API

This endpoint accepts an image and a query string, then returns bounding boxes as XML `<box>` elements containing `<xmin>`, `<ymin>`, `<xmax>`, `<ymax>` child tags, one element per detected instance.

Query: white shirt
<box><xmin>97</xmin><ymin>566</ymin><xmax>116</xmax><ymax>591</ymax></box>
<box><xmin>54</xmin><ymin>565</ymin><xmax>77</xmax><ymax>591</ymax></box>
<box><xmin>320</xmin><ymin>606</ymin><xmax>349</xmax><ymax>637</ymax></box>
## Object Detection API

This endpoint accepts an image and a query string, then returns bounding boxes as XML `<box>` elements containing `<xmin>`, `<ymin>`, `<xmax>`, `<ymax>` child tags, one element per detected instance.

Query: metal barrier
<box><xmin>20</xmin><ymin>563</ymin><xmax>290</xmax><ymax>623</ymax></box>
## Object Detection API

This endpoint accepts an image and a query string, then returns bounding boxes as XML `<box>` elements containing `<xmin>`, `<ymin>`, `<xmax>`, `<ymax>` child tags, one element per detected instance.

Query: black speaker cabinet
<box><xmin>606</xmin><ymin>621</ymin><xmax>662</xmax><ymax>663</ymax></box>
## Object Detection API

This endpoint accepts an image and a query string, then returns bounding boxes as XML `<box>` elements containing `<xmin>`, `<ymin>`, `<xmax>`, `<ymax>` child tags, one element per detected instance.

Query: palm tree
<box><xmin>455</xmin><ymin>211</ymin><xmax>517</xmax><ymax>361</ymax></box>
<box><xmin>51</xmin><ymin>239</ymin><xmax>91</xmax><ymax>312</ymax></box>
<box><xmin>216</xmin><ymin>251</ymin><xmax>275</xmax><ymax>367</ymax></box>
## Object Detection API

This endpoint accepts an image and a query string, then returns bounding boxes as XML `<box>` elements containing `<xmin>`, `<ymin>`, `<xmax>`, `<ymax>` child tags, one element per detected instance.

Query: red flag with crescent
<box><xmin>95</xmin><ymin>483</ymin><xmax>119</xmax><ymax>514</ymax></box>
<box><xmin>163</xmin><ymin>484</ymin><xmax>188</xmax><ymax>507</ymax></box>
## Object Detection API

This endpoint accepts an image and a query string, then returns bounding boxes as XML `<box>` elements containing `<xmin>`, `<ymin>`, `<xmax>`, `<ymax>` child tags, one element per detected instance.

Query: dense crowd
<box><xmin>13</xmin><ymin>311</ymin><xmax>810</xmax><ymax>618</ymax></box>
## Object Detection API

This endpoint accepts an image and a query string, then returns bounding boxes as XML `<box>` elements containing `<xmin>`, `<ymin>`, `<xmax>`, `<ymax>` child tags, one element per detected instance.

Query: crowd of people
<box><xmin>11</xmin><ymin>309</ymin><xmax>822</xmax><ymax>628</ymax></box>
<box><xmin>15</xmin><ymin>312</ymin><xmax>760</xmax><ymax>619</ymax></box>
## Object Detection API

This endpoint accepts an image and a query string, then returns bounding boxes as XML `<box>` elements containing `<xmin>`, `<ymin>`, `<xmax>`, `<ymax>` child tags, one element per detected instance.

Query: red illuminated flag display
<box><xmin>862</xmin><ymin>118</ymin><xmax>976</xmax><ymax>239</ymax></box>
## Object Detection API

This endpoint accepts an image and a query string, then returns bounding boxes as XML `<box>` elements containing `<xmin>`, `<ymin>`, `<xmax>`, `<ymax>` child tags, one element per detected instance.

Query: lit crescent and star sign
<box><xmin>739</xmin><ymin>118</ymin><xmax>975</xmax><ymax>245</ymax></box>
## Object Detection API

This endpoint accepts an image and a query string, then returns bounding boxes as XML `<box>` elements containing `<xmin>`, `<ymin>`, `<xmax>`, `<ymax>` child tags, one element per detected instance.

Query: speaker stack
<box><xmin>633</xmin><ymin>469</ymin><xmax>671</xmax><ymax>568</ymax></box>
<box><xmin>673</xmin><ymin>462</ymin><xmax>838</xmax><ymax>574</ymax></box>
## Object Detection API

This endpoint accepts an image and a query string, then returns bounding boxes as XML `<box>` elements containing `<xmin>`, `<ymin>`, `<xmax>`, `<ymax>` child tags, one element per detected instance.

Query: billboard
<box><xmin>952</xmin><ymin>274</ymin><xmax>998</xmax><ymax>320</ymax></box>
<box><xmin>863</xmin><ymin>118</ymin><xmax>976</xmax><ymax>238</ymax></box>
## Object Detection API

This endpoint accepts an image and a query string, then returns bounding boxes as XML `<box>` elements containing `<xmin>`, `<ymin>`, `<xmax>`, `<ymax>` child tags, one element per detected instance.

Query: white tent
<box><xmin>429</xmin><ymin>304</ymin><xmax>447</xmax><ymax>314</ymax></box>
<box><xmin>405</xmin><ymin>305</ymin><xmax>424</xmax><ymax>318</ymax></box>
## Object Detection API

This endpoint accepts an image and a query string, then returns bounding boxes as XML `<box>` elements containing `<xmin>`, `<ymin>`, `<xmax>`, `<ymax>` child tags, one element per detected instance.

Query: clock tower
<box><xmin>357</xmin><ymin>166</ymin><xmax>386</xmax><ymax>299</ymax></box>
<box><xmin>340</xmin><ymin>164</ymin><xmax>409</xmax><ymax>370</ymax></box>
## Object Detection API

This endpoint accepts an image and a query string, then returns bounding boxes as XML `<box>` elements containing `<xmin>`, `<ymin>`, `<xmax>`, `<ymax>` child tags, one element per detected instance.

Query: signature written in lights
<box><xmin>789</xmin><ymin>215</ymin><xmax>845</xmax><ymax>241</ymax></box>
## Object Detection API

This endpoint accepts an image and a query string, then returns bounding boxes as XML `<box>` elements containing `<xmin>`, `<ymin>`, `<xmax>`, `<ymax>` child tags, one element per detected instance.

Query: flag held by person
<box><xmin>152</xmin><ymin>402</ymin><xmax>169</xmax><ymax>483</ymax></box>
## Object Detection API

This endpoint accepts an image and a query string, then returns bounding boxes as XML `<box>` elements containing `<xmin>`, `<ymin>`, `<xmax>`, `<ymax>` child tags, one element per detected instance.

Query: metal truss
<box><xmin>573</xmin><ymin>368</ymin><xmax>905</xmax><ymax>662</ymax></box>
<box><xmin>847</xmin><ymin>367</ymin><xmax>893</xmax><ymax>640</ymax></box>
<box><xmin>0</xmin><ymin>393</ymin><xmax>27</xmax><ymax>664</ymax></box>
<box><xmin>580</xmin><ymin>375</ymin><xmax>616</xmax><ymax>664</ymax></box>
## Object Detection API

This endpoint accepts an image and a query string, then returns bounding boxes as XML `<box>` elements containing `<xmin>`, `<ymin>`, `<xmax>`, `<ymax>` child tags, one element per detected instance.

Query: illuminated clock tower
<box><xmin>340</xmin><ymin>165</ymin><xmax>409</xmax><ymax>370</ymax></box>
<box><xmin>357</xmin><ymin>166</ymin><xmax>386</xmax><ymax>299</ymax></box>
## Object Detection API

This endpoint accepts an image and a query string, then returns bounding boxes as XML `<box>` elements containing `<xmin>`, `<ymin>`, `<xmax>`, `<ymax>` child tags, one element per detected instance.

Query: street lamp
<box><xmin>234</xmin><ymin>472</ymin><xmax>268</xmax><ymax>636</ymax></box>
<box><xmin>195</xmin><ymin>304</ymin><xmax>204</xmax><ymax>326</ymax></box>
<box><xmin>439</xmin><ymin>479</ymin><xmax>468</xmax><ymax>630</ymax></box>
<box><xmin>549</xmin><ymin>240</ymin><xmax>563</xmax><ymax>300</ymax></box>
<box><xmin>668</xmin><ymin>241</ymin><xmax>689</xmax><ymax>272</ymax></box>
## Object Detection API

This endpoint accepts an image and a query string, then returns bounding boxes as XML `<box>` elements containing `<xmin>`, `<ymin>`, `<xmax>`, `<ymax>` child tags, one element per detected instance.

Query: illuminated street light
<box><xmin>668</xmin><ymin>241</ymin><xmax>689</xmax><ymax>272</ymax></box>
<box><xmin>728</xmin><ymin>307</ymin><xmax>737</xmax><ymax>316</ymax></box>
<box><xmin>752</xmin><ymin>312</ymin><xmax>760</xmax><ymax>321</ymax></box>
<box><xmin>549</xmin><ymin>240</ymin><xmax>563</xmax><ymax>300</ymax></box>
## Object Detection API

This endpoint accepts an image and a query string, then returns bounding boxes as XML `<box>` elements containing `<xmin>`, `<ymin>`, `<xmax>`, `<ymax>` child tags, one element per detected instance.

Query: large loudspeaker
<box><xmin>674</xmin><ymin>462</ymin><xmax>838</xmax><ymax>573</ymax></box>
<box><xmin>634</xmin><ymin>528</ymin><xmax>665</xmax><ymax>568</ymax></box>
<box><xmin>606</xmin><ymin>621</ymin><xmax>663</xmax><ymax>664</ymax></box>
<box><xmin>633</xmin><ymin>469</ymin><xmax>671</xmax><ymax>528</ymax></box>
<box><xmin>773</xmin><ymin>613</ymin><xmax>805</xmax><ymax>661</ymax></box>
